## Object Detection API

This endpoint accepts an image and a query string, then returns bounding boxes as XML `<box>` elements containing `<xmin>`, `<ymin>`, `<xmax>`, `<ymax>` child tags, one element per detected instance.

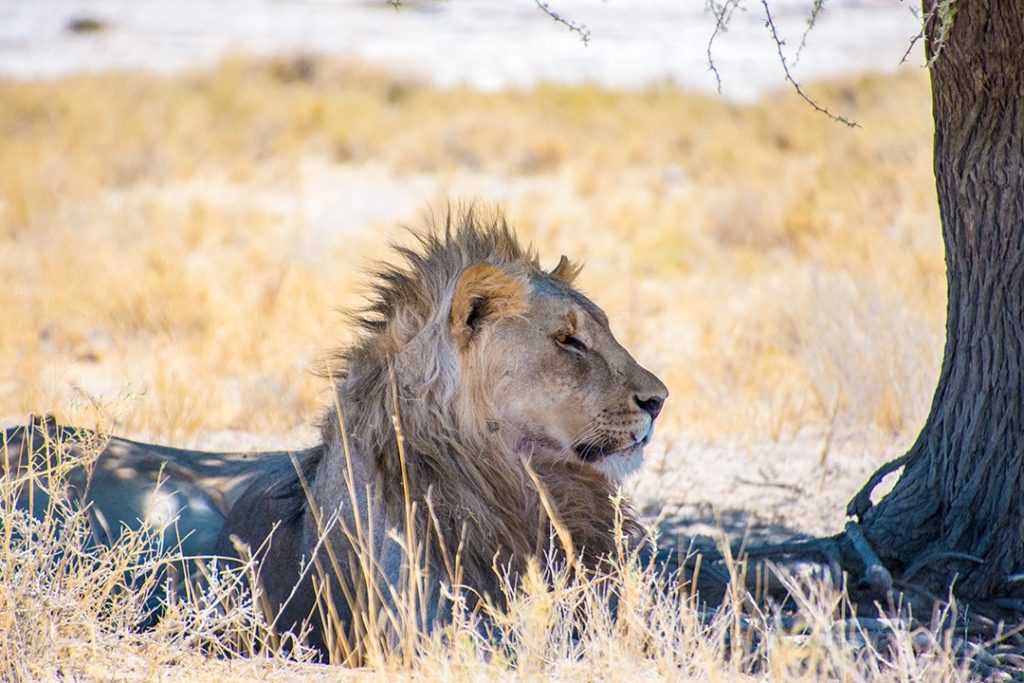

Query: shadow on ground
<box><xmin>645</xmin><ymin>503</ymin><xmax>822</xmax><ymax>605</ymax></box>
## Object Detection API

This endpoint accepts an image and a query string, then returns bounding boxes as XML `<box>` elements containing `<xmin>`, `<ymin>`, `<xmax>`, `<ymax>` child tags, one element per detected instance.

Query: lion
<box><xmin>2</xmin><ymin>209</ymin><xmax>667</xmax><ymax>654</ymax></box>
<box><xmin>221</xmin><ymin>210</ymin><xmax>668</xmax><ymax>650</ymax></box>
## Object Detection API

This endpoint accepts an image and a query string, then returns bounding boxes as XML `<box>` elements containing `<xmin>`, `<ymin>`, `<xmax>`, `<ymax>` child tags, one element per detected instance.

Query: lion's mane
<box><xmin>312</xmin><ymin>209</ymin><xmax>639</xmax><ymax>597</ymax></box>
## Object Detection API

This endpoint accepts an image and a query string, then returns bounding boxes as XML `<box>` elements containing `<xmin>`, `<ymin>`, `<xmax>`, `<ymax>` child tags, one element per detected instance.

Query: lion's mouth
<box><xmin>573</xmin><ymin>432</ymin><xmax>652</xmax><ymax>462</ymax></box>
<box><xmin>573</xmin><ymin>441</ymin><xmax>615</xmax><ymax>462</ymax></box>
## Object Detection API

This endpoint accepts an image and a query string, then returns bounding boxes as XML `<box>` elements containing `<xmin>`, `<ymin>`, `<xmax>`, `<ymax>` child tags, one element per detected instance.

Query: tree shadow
<box><xmin>642</xmin><ymin>503</ymin><xmax>822</xmax><ymax>607</ymax></box>
<box><xmin>650</xmin><ymin>503</ymin><xmax>814</xmax><ymax>552</ymax></box>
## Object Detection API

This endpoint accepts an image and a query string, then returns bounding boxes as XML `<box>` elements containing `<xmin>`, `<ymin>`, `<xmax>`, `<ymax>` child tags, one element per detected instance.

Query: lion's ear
<box><xmin>550</xmin><ymin>255</ymin><xmax>582</xmax><ymax>285</ymax></box>
<box><xmin>450</xmin><ymin>263</ymin><xmax>528</xmax><ymax>348</ymax></box>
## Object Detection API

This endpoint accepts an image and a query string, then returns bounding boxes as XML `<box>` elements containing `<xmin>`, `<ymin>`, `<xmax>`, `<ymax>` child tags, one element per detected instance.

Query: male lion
<box><xmin>2</xmin><ymin>209</ymin><xmax>667</xmax><ymax>654</ymax></box>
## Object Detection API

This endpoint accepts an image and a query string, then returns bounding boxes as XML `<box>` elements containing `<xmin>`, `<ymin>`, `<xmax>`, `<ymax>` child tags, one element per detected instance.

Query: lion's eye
<box><xmin>557</xmin><ymin>334</ymin><xmax>587</xmax><ymax>353</ymax></box>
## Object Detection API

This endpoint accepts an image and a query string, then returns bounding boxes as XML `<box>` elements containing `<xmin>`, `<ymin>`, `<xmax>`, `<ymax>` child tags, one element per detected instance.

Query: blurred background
<box><xmin>0</xmin><ymin>0</ymin><xmax>941</xmax><ymax>533</ymax></box>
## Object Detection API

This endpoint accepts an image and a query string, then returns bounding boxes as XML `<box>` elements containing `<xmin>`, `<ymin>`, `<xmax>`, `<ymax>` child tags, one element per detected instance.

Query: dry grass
<box><xmin>0</xmin><ymin>56</ymin><xmax>942</xmax><ymax>445</ymax></box>
<box><xmin>1</xmin><ymin>433</ymin><xmax>980</xmax><ymax>682</ymax></box>
<box><xmin>0</xmin><ymin>56</ymin><xmax>955</xmax><ymax>679</ymax></box>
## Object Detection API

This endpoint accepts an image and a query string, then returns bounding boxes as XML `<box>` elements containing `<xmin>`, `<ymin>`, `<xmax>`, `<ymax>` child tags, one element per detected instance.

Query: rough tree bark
<box><xmin>848</xmin><ymin>0</ymin><xmax>1024</xmax><ymax>600</ymax></box>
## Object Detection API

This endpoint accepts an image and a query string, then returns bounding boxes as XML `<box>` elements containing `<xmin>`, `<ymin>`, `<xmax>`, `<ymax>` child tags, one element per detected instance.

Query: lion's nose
<box><xmin>635</xmin><ymin>393</ymin><xmax>665</xmax><ymax>420</ymax></box>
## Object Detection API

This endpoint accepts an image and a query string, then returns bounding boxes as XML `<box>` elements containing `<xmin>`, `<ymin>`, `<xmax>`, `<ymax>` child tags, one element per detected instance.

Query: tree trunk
<box><xmin>850</xmin><ymin>0</ymin><xmax>1024</xmax><ymax>599</ymax></box>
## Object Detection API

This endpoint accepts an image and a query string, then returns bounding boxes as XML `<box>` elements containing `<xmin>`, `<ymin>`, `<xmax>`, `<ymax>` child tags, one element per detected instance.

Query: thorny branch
<box><xmin>893</xmin><ymin>0</ymin><xmax>928</xmax><ymax>65</ymax></box>
<box><xmin>900</xmin><ymin>30</ymin><xmax>925</xmax><ymax>65</ymax></box>
<box><xmin>535</xmin><ymin>0</ymin><xmax>591</xmax><ymax>45</ymax></box>
<box><xmin>792</xmin><ymin>0</ymin><xmax>826</xmax><ymax>66</ymax></box>
<box><xmin>759</xmin><ymin>0</ymin><xmax>859</xmax><ymax>127</ymax></box>
<box><xmin>705</xmin><ymin>0</ymin><xmax>742</xmax><ymax>94</ymax></box>
<box><xmin>705</xmin><ymin>0</ymin><xmax>858</xmax><ymax>126</ymax></box>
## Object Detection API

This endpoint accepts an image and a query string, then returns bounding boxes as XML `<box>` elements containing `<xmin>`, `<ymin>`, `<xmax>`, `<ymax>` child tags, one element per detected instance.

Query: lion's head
<box><xmin>449</xmin><ymin>258</ymin><xmax>667</xmax><ymax>484</ymax></box>
<box><xmin>322</xmin><ymin>209</ymin><xmax>667</xmax><ymax>492</ymax></box>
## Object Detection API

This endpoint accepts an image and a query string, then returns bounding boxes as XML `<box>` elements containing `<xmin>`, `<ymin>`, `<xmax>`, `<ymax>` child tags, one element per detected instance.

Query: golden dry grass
<box><xmin>2</xmin><ymin>434</ymin><xmax>979</xmax><ymax>682</ymax></box>
<box><xmin>0</xmin><ymin>56</ymin><xmax>943</xmax><ymax>444</ymax></box>
<box><xmin>0</xmin><ymin>56</ymin><xmax>955</xmax><ymax>680</ymax></box>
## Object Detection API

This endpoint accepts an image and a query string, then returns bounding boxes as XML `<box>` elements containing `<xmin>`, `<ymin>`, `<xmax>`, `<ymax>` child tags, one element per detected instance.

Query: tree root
<box><xmin>903</xmin><ymin>550</ymin><xmax>984</xmax><ymax>582</ymax></box>
<box><xmin>669</xmin><ymin>520</ymin><xmax>1024</xmax><ymax>679</ymax></box>
<box><xmin>844</xmin><ymin>520</ymin><xmax>893</xmax><ymax>594</ymax></box>
<box><xmin>846</xmin><ymin>450</ymin><xmax>913</xmax><ymax>520</ymax></box>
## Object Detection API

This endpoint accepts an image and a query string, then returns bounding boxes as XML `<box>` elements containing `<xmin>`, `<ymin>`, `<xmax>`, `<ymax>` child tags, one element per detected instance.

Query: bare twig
<box><xmin>793</xmin><ymin>0</ymin><xmax>826</xmax><ymax>67</ymax></box>
<box><xmin>760</xmin><ymin>0</ymin><xmax>859</xmax><ymax>128</ymax></box>
<box><xmin>818</xmin><ymin>393</ymin><xmax>840</xmax><ymax>469</ymax></box>
<box><xmin>900</xmin><ymin>29</ymin><xmax>925</xmax><ymax>65</ymax></box>
<box><xmin>705</xmin><ymin>0</ymin><xmax>742</xmax><ymax>94</ymax></box>
<box><xmin>735</xmin><ymin>476</ymin><xmax>802</xmax><ymax>494</ymax></box>
<box><xmin>535</xmin><ymin>0</ymin><xmax>590</xmax><ymax>45</ymax></box>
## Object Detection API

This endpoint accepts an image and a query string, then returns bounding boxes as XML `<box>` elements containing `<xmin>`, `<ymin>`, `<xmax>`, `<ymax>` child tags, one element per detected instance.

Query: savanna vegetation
<box><xmin>1</xmin><ymin>57</ymin><xmax>969</xmax><ymax>680</ymax></box>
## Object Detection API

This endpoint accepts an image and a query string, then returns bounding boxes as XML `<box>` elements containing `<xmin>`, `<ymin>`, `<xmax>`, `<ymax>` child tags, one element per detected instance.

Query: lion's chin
<box><xmin>590</xmin><ymin>443</ymin><xmax>645</xmax><ymax>483</ymax></box>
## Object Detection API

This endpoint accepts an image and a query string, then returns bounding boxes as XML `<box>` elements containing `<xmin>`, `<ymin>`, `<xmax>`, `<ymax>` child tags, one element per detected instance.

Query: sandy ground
<box><xmin>2</xmin><ymin>0</ymin><xmax>923</xmax><ymax>100</ymax></box>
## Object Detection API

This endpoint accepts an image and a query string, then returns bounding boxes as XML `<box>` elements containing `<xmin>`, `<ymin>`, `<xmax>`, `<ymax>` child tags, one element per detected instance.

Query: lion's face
<box><xmin>450</xmin><ymin>261</ymin><xmax>668</xmax><ymax>483</ymax></box>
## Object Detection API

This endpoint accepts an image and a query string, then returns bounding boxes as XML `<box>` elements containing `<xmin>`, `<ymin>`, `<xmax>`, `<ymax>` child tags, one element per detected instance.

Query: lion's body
<box><xmin>2</xmin><ymin>210</ymin><xmax>668</xmax><ymax>655</ymax></box>
<box><xmin>0</xmin><ymin>416</ymin><xmax>319</xmax><ymax>558</ymax></box>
